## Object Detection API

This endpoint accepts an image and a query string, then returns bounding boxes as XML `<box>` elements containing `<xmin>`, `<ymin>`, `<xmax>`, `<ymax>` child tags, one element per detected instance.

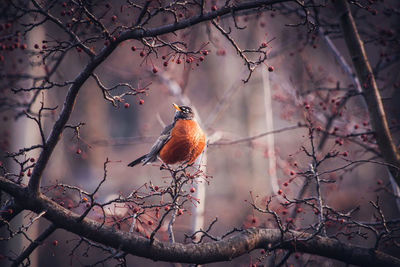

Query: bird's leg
<box><xmin>158</xmin><ymin>158</ymin><xmax>169</xmax><ymax>170</ymax></box>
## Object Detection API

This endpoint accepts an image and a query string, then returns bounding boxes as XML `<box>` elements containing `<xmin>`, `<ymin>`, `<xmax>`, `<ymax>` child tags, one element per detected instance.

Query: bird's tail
<box><xmin>127</xmin><ymin>155</ymin><xmax>147</xmax><ymax>167</ymax></box>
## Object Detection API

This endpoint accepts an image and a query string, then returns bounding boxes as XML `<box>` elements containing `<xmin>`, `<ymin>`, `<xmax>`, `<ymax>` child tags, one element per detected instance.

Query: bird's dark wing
<box><xmin>141</xmin><ymin>122</ymin><xmax>175</xmax><ymax>165</ymax></box>
<box><xmin>128</xmin><ymin>122</ymin><xmax>176</xmax><ymax>167</ymax></box>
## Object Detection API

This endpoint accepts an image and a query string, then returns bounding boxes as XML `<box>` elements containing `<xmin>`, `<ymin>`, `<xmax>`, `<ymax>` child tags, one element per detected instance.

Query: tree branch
<box><xmin>1</xmin><ymin>176</ymin><xmax>399</xmax><ymax>266</ymax></box>
<box><xmin>11</xmin><ymin>224</ymin><xmax>57</xmax><ymax>267</ymax></box>
<box><xmin>334</xmin><ymin>0</ymin><xmax>400</xmax><ymax>186</ymax></box>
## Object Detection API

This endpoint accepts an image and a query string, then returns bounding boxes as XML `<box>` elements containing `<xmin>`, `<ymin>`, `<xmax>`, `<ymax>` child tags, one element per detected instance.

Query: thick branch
<box><xmin>11</xmin><ymin>224</ymin><xmax>57</xmax><ymax>267</ymax></box>
<box><xmin>1</xmin><ymin>176</ymin><xmax>399</xmax><ymax>266</ymax></box>
<box><xmin>119</xmin><ymin>0</ymin><xmax>288</xmax><ymax>42</ymax></box>
<box><xmin>27</xmin><ymin>41</ymin><xmax>116</xmax><ymax>194</ymax></box>
<box><xmin>334</xmin><ymin>0</ymin><xmax>400</xmax><ymax>186</ymax></box>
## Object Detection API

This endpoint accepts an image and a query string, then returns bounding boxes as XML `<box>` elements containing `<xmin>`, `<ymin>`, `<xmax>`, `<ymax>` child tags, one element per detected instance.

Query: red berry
<box><xmin>133</xmin><ymin>207</ymin><xmax>139</xmax><ymax>213</ymax></box>
<box><xmin>111</xmin><ymin>15</ymin><xmax>117</xmax><ymax>22</ymax></box>
<box><xmin>304</xmin><ymin>104</ymin><xmax>310</xmax><ymax>110</ymax></box>
<box><xmin>154</xmin><ymin>185</ymin><xmax>159</xmax><ymax>191</ymax></box>
<box><xmin>140</xmin><ymin>51</ymin><xmax>145</xmax><ymax>57</ymax></box>
<box><xmin>261</xmin><ymin>42</ymin><xmax>267</xmax><ymax>48</ymax></box>
<box><xmin>278</xmin><ymin>189</ymin><xmax>282</xmax><ymax>195</ymax></box>
<box><xmin>124</xmin><ymin>103</ymin><xmax>130</xmax><ymax>108</ymax></box>
<box><xmin>342</xmin><ymin>151</ymin><xmax>348</xmax><ymax>157</ymax></box>
<box><xmin>139</xmin><ymin>99</ymin><xmax>144</xmax><ymax>105</ymax></box>
<box><xmin>190</xmin><ymin>187</ymin><xmax>195</xmax><ymax>193</ymax></box>
<box><xmin>52</xmin><ymin>240</ymin><xmax>58</xmax><ymax>246</ymax></box>
<box><xmin>27</xmin><ymin>169</ymin><xmax>32</xmax><ymax>177</ymax></box>
<box><xmin>164</xmin><ymin>206</ymin><xmax>170</xmax><ymax>211</ymax></box>
<box><xmin>62</xmin><ymin>2</ymin><xmax>67</xmax><ymax>7</ymax></box>
<box><xmin>199</xmin><ymin>56</ymin><xmax>204</xmax><ymax>61</ymax></box>
<box><xmin>377</xmin><ymin>179</ymin><xmax>383</xmax><ymax>185</ymax></box>
<box><xmin>283</xmin><ymin>182</ymin><xmax>288</xmax><ymax>187</ymax></box>
<box><xmin>76</xmin><ymin>148</ymin><xmax>82</xmax><ymax>155</ymax></box>
<box><xmin>268</xmin><ymin>66</ymin><xmax>274</xmax><ymax>72</ymax></box>
<box><xmin>202</xmin><ymin>50</ymin><xmax>209</xmax><ymax>56</ymax></box>
<box><xmin>163</xmin><ymin>61</ymin><xmax>168</xmax><ymax>67</ymax></box>
<box><xmin>176</xmin><ymin>58</ymin><xmax>182</xmax><ymax>64</ymax></box>
<box><xmin>178</xmin><ymin>209</ymin><xmax>184</xmax><ymax>215</ymax></box>
<box><xmin>131</xmin><ymin>46</ymin><xmax>136</xmax><ymax>51</ymax></box>
<box><xmin>148</xmin><ymin>220</ymin><xmax>153</xmax><ymax>225</ymax></box>
<box><xmin>211</xmin><ymin>5</ymin><xmax>217</xmax><ymax>11</ymax></box>
<box><xmin>290</xmin><ymin>170</ymin><xmax>295</xmax><ymax>176</ymax></box>
<box><xmin>152</xmin><ymin>67</ymin><xmax>158</xmax><ymax>73</ymax></box>
<box><xmin>30</xmin><ymin>158</ymin><xmax>35</xmax><ymax>162</ymax></box>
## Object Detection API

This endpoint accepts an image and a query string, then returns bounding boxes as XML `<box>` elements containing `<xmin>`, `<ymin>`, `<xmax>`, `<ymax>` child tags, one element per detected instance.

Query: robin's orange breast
<box><xmin>159</xmin><ymin>119</ymin><xmax>206</xmax><ymax>165</ymax></box>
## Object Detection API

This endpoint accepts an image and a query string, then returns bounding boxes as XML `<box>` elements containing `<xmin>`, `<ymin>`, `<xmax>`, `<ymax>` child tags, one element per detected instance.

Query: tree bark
<box><xmin>334</xmin><ymin>0</ymin><xmax>400</xmax><ymax>185</ymax></box>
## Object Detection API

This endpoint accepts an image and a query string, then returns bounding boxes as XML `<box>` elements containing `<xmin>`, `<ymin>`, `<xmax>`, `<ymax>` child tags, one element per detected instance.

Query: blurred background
<box><xmin>1</xmin><ymin>0</ymin><xmax>400</xmax><ymax>266</ymax></box>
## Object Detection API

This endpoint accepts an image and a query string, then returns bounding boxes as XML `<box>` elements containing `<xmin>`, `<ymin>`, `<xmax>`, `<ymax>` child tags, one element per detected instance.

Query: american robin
<box><xmin>128</xmin><ymin>103</ymin><xmax>206</xmax><ymax>167</ymax></box>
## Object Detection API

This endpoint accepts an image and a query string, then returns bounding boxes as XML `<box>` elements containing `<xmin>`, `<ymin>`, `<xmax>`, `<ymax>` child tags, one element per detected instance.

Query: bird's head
<box><xmin>173</xmin><ymin>103</ymin><xmax>195</xmax><ymax>120</ymax></box>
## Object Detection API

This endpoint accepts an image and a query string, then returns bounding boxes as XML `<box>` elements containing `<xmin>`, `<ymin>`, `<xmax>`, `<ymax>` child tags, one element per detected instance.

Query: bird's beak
<box><xmin>173</xmin><ymin>103</ymin><xmax>181</xmax><ymax>111</ymax></box>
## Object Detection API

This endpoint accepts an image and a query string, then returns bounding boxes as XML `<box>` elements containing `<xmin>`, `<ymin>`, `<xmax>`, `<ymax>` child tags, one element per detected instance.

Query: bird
<box><xmin>128</xmin><ymin>103</ymin><xmax>206</xmax><ymax>167</ymax></box>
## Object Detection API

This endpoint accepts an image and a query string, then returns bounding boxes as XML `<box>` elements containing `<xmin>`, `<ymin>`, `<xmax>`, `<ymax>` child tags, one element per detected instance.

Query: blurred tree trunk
<box><xmin>242</xmin><ymin>19</ymin><xmax>267</xmax><ymax>191</ymax></box>
<box><xmin>5</xmin><ymin>22</ymin><xmax>47</xmax><ymax>267</ymax></box>
<box><xmin>262</xmin><ymin>67</ymin><xmax>279</xmax><ymax>194</ymax></box>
